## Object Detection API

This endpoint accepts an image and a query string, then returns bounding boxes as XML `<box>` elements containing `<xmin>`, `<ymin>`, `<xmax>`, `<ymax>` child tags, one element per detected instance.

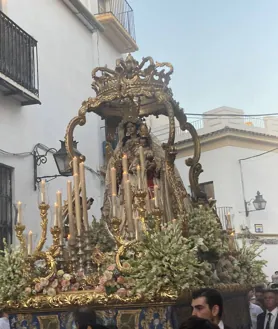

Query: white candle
<box><xmin>111</xmin><ymin>167</ymin><xmax>117</xmax><ymax>196</ymax></box>
<box><xmin>79</xmin><ymin>162</ymin><xmax>89</xmax><ymax>231</ymax></box>
<box><xmin>137</xmin><ymin>165</ymin><xmax>141</xmax><ymax>190</ymax></box>
<box><xmin>54</xmin><ymin>202</ymin><xmax>59</xmax><ymax>227</ymax></box>
<box><xmin>154</xmin><ymin>185</ymin><xmax>159</xmax><ymax>208</ymax></box>
<box><xmin>67</xmin><ymin>181</ymin><xmax>75</xmax><ymax>243</ymax></box>
<box><xmin>74</xmin><ymin>173</ymin><xmax>82</xmax><ymax>235</ymax></box>
<box><xmin>17</xmin><ymin>201</ymin><xmax>22</xmax><ymax>224</ymax></box>
<box><xmin>56</xmin><ymin>191</ymin><xmax>62</xmax><ymax>228</ymax></box>
<box><xmin>226</xmin><ymin>212</ymin><xmax>232</xmax><ymax>229</ymax></box>
<box><xmin>40</xmin><ymin>180</ymin><xmax>46</xmax><ymax>203</ymax></box>
<box><xmin>125</xmin><ymin>180</ymin><xmax>135</xmax><ymax>237</ymax></box>
<box><xmin>73</xmin><ymin>157</ymin><xmax>79</xmax><ymax>175</ymax></box>
<box><xmin>28</xmin><ymin>231</ymin><xmax>33</xmax><ymax>255</ymax></box>
<box><xmin>139</xmin><ymin>146</ymin><xmax>145</xmax><ymax>173</ymax></box>
<box><xmin>122</xmin><ymin>154</ymin><xmax>128</xmax><ymax>173</ymax></box>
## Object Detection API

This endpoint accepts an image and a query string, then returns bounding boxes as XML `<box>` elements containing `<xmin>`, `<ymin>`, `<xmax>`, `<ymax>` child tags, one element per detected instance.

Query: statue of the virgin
<box><xmin>102</xmin><ymin>115</ymin><xmax>189</xmax><ymax>239</ymax></box>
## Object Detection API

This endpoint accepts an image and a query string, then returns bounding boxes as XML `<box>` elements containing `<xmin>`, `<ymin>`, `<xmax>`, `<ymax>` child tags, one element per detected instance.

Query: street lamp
<box><xmin>33</xmin><ymin>140</ymin><xmax>81</xmax><ymax>190</ymax></box>
<box><xmin>53</xmin><ymin>140</ymin><xmax>81</xmax><ymax>176</ymax></box>
<box><xmin>245</xmin><ymin>191</ymin><xmax>267</xmax><ymax>217</ymax></box>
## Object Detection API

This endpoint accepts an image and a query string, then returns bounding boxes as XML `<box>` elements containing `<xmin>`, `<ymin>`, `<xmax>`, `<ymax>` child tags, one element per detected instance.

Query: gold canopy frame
<box><xmin>65</xmin><ymin>54</ymin><xmax>206</xmax><ymax>203</ymax></box>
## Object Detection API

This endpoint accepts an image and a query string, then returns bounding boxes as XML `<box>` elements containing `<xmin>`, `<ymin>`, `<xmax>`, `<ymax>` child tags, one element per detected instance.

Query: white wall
<box><xmin>176</xmin><ymin>145</ymin><xmax>278</xmax><ymax>279</ymax></box>
<box><xmin>0</xmin><ymin>0</ymin><xmax>122</xmax><ymax>245</ymax></box>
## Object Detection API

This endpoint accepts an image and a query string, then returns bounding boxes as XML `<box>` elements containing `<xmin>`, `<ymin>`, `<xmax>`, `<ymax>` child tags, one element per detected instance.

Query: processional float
<box><xmin>3</xmin><ymin>55</ymin><xmax>253</xmax><ymax>329</ymax></box>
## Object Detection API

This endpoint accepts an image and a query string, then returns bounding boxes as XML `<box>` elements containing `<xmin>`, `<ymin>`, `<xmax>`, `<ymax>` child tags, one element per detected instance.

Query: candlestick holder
<box><xmin>49</xmin><ymin>226</ymin><xmax>61</xmax><ymax>257</ymax></box>
<box><xmin>35</xmin><ymin>202</ymin><xmax>50</xmax><ymax>254</ymax></box>
<box><xmin>76</xmin><ymin>235</ymin><xmax>85</xmax><ymax>273</ymax></box>
<box><xmin>68</xmin><ymin>239</ymin><xmax>78</xmax><ymax>274</ymax></box>
<box><xmin>152</xmin><ymin>207</ymin><xmax>162</xmax><ymax>231</ymax></box>
<box><xmin>56</xmin><ymin>243</ymin><xmax>66</xmax><ymax>270</ymax></box>
<box><xmin>84</xmin><ymin>230</ymin><xmax>93</xmax><ymax>274</ymax></box>
<box><xmin>134</xmin><ymin>189</ymin><xmax>148</xmax><ymax>233</ymax></box>
<box><xmin>15</xmin><ymin>223</ymin><xmax>27</xmax><ymax>255</ymax></box>
<box><xmin>111</xmin><ymin>216</ymin><xmax>122</xmax><ymax>243</ymax></box>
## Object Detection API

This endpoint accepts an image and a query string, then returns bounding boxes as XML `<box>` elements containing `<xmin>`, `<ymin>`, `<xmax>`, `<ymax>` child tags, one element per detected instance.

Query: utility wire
<box><xmin>239</xmin><ymin>147</ymin><xmax>278</xmax><ymax>162</ymax></box>
<box><xmin>186</xmin><ymin>112</ymin><xmax>278</xmax><ymax>117</ymax></box>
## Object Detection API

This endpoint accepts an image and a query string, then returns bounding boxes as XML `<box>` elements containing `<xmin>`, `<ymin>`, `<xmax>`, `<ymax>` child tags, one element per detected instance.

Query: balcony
<box><xmin>95</xmin><ymin>0</ymin><xmax>138</xmax><ymax>53</ymax></box>
<box><xmin>0</xmin><ymin>10</ymin><xmax>40</xmax><ymax>105</ymax></box>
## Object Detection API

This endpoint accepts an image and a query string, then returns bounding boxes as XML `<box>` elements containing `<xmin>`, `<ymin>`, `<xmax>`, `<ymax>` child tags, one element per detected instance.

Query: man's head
<box><xmin>0</xmin><ymin>309</ymin><xmax>8</xmax><ymax>318</ymax></box>
<box><xmin>263</xmin><ymin>290</ymin><xmax>277</xmax><ymax>312</ymax></box>
<box><xmin>255</xmin><ymin>287</ymin><xmax>265</xmax><ymax>304</ymax></box>
<box><xmin>191</xmin><ymin>288</ymin><xmax>223</xmax><ymax>324</ymax></box>
<box><xmin>275</xmin><ymin>271</ymin><xmax>278</xmax><ymax>275</ymax></box>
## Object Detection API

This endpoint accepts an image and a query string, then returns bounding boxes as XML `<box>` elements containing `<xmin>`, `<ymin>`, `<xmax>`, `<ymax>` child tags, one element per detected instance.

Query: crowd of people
<box><xmin>0</xmin><ymin>287</ymin><xmax>277</xmax><ymax>329</ymax></box>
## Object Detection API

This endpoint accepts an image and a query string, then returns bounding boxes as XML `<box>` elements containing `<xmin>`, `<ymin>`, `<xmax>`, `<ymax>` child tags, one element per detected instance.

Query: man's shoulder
<box><xmin>257</xmin><ymin>312</ymin><xmax>266</xmax><ymax>320</ymax></box>
<box><xmin>224</xmin><ymin>324</ymin><xmax>233</xmax><ymax>329</ymax></box>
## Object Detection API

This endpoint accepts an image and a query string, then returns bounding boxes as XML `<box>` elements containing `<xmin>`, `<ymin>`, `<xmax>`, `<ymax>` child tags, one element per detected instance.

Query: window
<box><xmin>0</xmin><ymin>164</ymin><xmax>13</xmax><ymax>249</ymax></box>
<box><xmin>199</xmin><ymin>181</ymin><xmax>215</xmax><ymax>199</ymax></box>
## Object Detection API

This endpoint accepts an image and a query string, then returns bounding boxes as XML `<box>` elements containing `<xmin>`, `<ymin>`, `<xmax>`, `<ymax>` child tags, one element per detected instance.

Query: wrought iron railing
<box><xmin>217</xmin><ymin>206</ymin><xmax>233</xmax><ymax>230</ymax></box>
<box><xmin>0</xmin><ymin>164</ymin><xmax>13</xmax><ymax>250</ymax></box>
<box><xmin>0</xmin><ymin>10</ymin><xmax>39</xmax><ymax>96</ymax></box>
<box><xmin>98</xmin><ymin>0</ymin><xmax>136</xmax><ymax>41</ymax></box>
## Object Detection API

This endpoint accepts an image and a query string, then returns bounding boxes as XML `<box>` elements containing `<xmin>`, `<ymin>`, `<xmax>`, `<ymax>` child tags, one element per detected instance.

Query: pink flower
<box><xmin>61</xmin><ymin>280</ymin><xmax>70</xmax><ymax>287</ymax></box>
<box><xmin>106</xmin><ymin>280</ymin><xmax>116</xmax><ymax>288</ymax></box>
<box><xmin>104</xmin><ymin>270</ymin><xmax>113</xmax><ymax>281</ymax></box>
<box><xmin>40</xmin><ymin>278</ymin><xmax>49</xmax><ymax>287</ymax></box>
<box><xmin>122</xmin><ymin>262</ymin><xmax>131</xmax><ymax>270</ymax></box>
<box><xmin>71</xmin><ymin>283</ymin><xmax>80</xmax><ymax>291</ymax></box>
<box><xmin>117</xmin><ymin>276</ymin><xmax>125</xmax><ymax>284</ymax></box>
<box><xmin>116</xmin><ymin>288</ymin><xmax>127</xmax><ymax>298</ymax></box>
<box><xmin>107</xmin><ymin>264</ymin><xmax>116</xmax><ymax>271</ymax></box>
<box><xmin>25</xmin><ymin>287</ymin><xmax>32</xmax><ymax>296</ymax></box>
<box><xmin>95</xmin><ymin>285</ymin><xmax>105</xmax><ymax>293</ymax></box>
<box><xmin>35</xmin><ymin>283</ymin><xmax>43</xmax><ymax>293</ymax></box>
<box><xmin>99</xmin><ymin>276</ymin><xmax>107</xmax><ymax>285</ymax></box>
<box><xmin>51</xmin><ymin>279</ymin><xmax>58</xmax><ymax>288</ymax></box>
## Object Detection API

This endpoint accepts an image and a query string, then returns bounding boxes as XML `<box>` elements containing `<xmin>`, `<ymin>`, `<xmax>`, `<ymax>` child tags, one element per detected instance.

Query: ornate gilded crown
<box><xmin>91</xmin><ymin>54</ymin><xmax>173</xmax><ymax>97</ymax></box>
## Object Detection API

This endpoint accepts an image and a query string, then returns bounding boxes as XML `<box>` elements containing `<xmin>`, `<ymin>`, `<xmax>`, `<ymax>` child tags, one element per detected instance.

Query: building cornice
<box><xmin>176</xmin><ymin>126</ymin><xmax>278</xmax><ymax>158</ymax></box>
<box><xmin>61</xmin><ymin>0</ymin><xmax>104</xmax><ymax>32</ymax></box>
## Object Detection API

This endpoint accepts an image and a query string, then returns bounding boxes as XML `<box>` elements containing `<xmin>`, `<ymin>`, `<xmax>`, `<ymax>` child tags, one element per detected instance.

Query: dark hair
<box><xmin>74</xmin><ymin>307</ymin><xmax>97</xmax><ymax>327</ymax></box>
<box><xmin>179</xmin><ymin>316</ymin><xmax>219</xmax><ymax>329</ymax></box>
<box><xmin>192</xmin><ymin>288</ymin><xmax>223</xmax><ymax>318</ymax></box>
<box><xmin>0</xmin><ymin>309</ymin><xmax>7</xmax><ymax>318</ymax></box>
<box><xmin>263</xmin><ymin>289</ymin><xmax>278</xmax><ymax>295</ymax></box>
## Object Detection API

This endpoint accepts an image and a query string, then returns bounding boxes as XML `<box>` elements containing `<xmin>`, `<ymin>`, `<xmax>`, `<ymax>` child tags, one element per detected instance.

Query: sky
<box><xmin>128</xmin><ymin>0</ymin><xmax>278</xmax><ymax>115</ymax></box>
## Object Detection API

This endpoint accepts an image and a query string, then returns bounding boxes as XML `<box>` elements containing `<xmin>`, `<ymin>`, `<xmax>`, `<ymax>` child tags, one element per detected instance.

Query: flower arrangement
<box><xmin>94</xmin><ymin>263</ymin><xmax>135</xmax><ymax>297</ymax></box>
<box><xmin>186</xmin><ymin>207</ymin><xmax>228</xmax><ymax>260</ymax></box>
<box><xmin>25</xmin><ymin>269</ymin><xmax>87</xmax><ymax>297</ymax></box>
<box><xmin>128</xmin><ymin>219</ymin><xmax>212</xmax><ymax>296</ymax></box>
<box><xmin>0</xmin><ymin>243</ymin><xmax>28</xmax><ymax>303</ymax></box>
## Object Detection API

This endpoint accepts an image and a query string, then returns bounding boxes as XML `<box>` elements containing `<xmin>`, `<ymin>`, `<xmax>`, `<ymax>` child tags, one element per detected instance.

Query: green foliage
<box><xmin>235</xmin><ymin>240</ymin><xmax>267</xmax><ymax>285</ymax></box>
<box><xmin>89</xmin><ymin>217</ymin><xmax>115</xmax><ymax>252</ymax></box>
<box><xmin>129</xmin><ymin>220</ymin><xmax>212</xmax><ymax>296</ymax></box>
<box><xmin>187</xmin><ymin>207</ymin><xmax>228</xmax><ymax>259</ymax></box>
<box><xmin>0</xmin><ymin>242</ymin><xmax>28</xmax><ymax>303</ymax></box>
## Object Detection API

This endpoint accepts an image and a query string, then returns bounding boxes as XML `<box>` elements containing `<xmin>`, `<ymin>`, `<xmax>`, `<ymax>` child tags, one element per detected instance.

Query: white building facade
<box><xmin>0</xmin><ymin>0</ymin><xmax>138</xmax><ymax>248</ymax></box>
<box><xmin>152</xmin><ymin>106</ymin><xmax>278</xmax><ymax>280</ymax></box>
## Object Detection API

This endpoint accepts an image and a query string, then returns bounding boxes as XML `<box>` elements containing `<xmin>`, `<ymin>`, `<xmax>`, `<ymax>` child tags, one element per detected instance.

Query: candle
<box><xmin>17</xmin><ymin>201</ymin><xmax>22</xmax><ymax>224</ymax></box>
<box><xmin>56</xmin><ymin>191</ymin><xmax>62</xmax><ymax>227</ymax></box>
<box><xmin>226</xmin><ymin>212</ymin><xmax>232</xmax><ymax>229</ymax></box>
<box><xmin>40</xmin><ymin>180</ymin><xmax>46</xmax><ymax>203</ymax></box>
<box><xmin>54</xmin><ymin>202</ymin><xmax>59</xmax><ymax>227</ymax></box>
<box><xmin>74</xmin><ymin>173</ymin><xmax>82</xmax><ymax>236</ymax></box>
<box><xmin>79</xmin><ymin>162</ymin><xmax>89</xmax><ymax>231</ymax></box>
<box><xmin>154</xmin><ymin>185</ymin><xmax>159</xmax><ymax>208</ymax></box>
<box><xmin>67</xmin><ymin>181</ymin><xmax>75</xmax><ymax>243</ymax></box>
<box><xmin>122</xmin><ymin>171</ymin><xmax>128</xmax><ymax>188</ymax></box>
<box><xmin>111</xmin><ymin>167</ymin><xmax>117</xmax><ymax>196</ymax></box>
<box><xmin>137</xmin><ymin>165</ymin><xmax>142</xmax><ymax>190</ymax></box>
<box><xmin>122</xmin><ymin>154</ymin><xmax>128</xmax><ymax>173</ymax></box>
<box><xmin>28</xmin><ymin>231</ymin><xmax>33</xmax><ymax>255</ymax></box>
<box><xmin>73</xmin><ymin>157</ymin><xmax>79</xmax><ymax>175</ymax></box>
<box><xmin>125</xmin><ymin>180</ymin><xmax>134</xmax><ymax>234</ymax></box>
<box><xmin>139</xmin><ymin>146</ymin><xmax>145</xmax><ymax>173</ymax></box>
